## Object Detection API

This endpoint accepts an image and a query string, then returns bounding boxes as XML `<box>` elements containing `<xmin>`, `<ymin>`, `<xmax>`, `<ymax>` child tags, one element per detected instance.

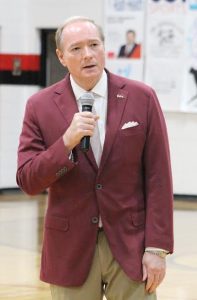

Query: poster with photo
<box><xmin>104</xmin><ymin>0</ymin><xmax>145</xmax><ymax>81</ymax></box>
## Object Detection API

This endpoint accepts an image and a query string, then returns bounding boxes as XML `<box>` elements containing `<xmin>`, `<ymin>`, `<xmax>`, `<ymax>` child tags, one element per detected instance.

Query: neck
<box><xmin>73</xmin><ymin>74</ymin><xmax>103</xmax><ymax>91</ymax></box>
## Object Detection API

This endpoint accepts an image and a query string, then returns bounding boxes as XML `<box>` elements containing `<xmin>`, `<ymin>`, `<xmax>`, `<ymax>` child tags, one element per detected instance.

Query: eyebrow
<box><xmin>69</xmin><ymin>39</ymin><xmax>101</xmax><ymax>48</ymax></box>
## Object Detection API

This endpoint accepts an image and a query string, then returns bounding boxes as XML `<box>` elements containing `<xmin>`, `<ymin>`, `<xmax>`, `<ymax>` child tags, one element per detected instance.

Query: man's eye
<box><xmin>90</xmin><ymin>43</ymin><xmax>99</xmax><ymax>48</ymax></box>
<box><xmin>71</xmin><ymin>47</ymin><xmax>80</xmax><ymax>52</ymax></box>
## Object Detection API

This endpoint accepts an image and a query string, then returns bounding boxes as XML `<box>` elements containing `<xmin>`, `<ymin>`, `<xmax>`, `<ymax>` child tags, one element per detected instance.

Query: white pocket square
<box><xmin>121</xmin><ymin>121</ymin><xmax>139</xmax><ymax>130</ymax></box>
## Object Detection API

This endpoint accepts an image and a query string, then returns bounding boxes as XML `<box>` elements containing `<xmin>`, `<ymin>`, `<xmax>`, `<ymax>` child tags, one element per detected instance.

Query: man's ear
<box><xmin>56</xmin><ymin>49</ymin><xmax>66</xmax><ymax>67</ymax></box>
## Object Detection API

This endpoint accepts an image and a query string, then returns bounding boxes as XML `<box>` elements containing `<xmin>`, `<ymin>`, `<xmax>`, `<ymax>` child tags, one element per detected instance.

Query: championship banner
<box><xmin>104</xmin><ymin>0</ymin><xmax>145</xmax><ymax>81</ymax></box>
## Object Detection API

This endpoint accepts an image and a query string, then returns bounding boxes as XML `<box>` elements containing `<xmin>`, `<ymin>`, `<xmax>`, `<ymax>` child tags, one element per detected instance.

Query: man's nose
<box><xmin>83</xmin><ymin>46</ymin><xmax>93</xmax><ymax>57</ymax></box>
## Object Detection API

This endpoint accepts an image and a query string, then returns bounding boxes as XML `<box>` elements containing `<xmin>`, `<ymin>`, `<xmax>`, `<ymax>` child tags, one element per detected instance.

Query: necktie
<box><xmin>90</xmin><ymin>105</ymin><xmax>102</xmax><ymax>166</ymax></box>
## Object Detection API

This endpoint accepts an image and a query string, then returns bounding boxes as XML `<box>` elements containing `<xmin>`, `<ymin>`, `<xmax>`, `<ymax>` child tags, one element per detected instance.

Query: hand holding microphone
<box><xmin>62</xmin><ymin>92</ymin><xmax>98</xmax><ymax>152</ymax></box>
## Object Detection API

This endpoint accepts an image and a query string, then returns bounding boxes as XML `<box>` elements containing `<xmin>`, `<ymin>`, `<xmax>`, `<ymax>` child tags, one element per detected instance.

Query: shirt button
<box><xmin>91</xmin><ymin>217</ymin><xmax>99</xmax><ymax>224</ymax></box>
<box><xmin>96</xmin><ymin>184</ymin><xmax>103</xmax><ymax>190</ymax></box>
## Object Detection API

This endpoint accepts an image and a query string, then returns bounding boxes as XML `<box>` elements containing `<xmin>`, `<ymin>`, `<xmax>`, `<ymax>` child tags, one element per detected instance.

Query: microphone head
<box><xmin>79</xmin><ymin>92</ymin><xmax>94</xmax><ymax>107</ymax></box>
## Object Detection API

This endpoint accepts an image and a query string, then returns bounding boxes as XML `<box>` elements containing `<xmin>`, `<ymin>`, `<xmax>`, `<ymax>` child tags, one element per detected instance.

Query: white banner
<box><xmin>104</xmin><ymin>0</ymin><xmax>145</xmax><ymax>82</ymax></box>
<box><xmin>182</xmin><ymin>3</ymin><xmax>197</xmax><ymax>112</ymax></box>
<box><xmin>106</xmin><ymin>59</ymin><xmax>144</xmax><ymax>81</ymax></box>
<box><xmin>145</xmin><ymin>0</ymin><xmax>187</xmax><ymax>111</ymax></box>
<box><xmin>105</xmin><ymin>0</ymin><xmax>197</xmax><ymax>112</ymax></box>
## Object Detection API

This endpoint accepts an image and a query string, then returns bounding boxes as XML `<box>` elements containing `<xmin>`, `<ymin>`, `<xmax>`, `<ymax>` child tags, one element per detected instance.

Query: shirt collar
<box><xmin>70</xmin><ymin>70</ymin><xmax>107</xmax><ymax>101</ymax></box>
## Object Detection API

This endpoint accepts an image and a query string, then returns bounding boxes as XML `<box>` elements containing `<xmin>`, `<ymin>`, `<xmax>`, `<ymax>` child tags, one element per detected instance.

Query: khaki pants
<box><xmin>50</xmin><ymin>231</ymin><xmax>157</xmax><ymax>300</ymax></box>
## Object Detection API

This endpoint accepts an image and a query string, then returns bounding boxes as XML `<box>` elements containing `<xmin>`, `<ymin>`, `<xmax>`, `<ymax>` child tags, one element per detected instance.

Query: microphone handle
<box><xmin>80</xmin><ymin>104</ymin><xmax>93</xmax><ymax>152</ymax></box>
<box><xmin>80</xmin><ymin>136</ymin><xmax>90</xmax><ymax>152</ymax></box>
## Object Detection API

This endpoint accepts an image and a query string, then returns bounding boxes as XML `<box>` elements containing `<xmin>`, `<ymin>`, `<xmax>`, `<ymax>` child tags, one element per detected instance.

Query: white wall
<box><xmin>0</xmin><ymin>85</ymin><xmax>38</xmax><ymax>188</ymax></box>
<box><xmin>165</xmin><ymin>111</ymin><xmax>197</xmax><ymax>195</ymax></box>
<box><xmin>0</xmin><ymin>0</ymin><xmax>196</xmax><ymax>194</ymax></box>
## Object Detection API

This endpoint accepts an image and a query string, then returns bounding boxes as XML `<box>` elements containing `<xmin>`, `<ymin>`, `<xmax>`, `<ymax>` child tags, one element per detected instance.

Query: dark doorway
<box><xmin>40</xmin><ymin>29</ymin><xmax>68</xmax><ymax>87</ymax></box>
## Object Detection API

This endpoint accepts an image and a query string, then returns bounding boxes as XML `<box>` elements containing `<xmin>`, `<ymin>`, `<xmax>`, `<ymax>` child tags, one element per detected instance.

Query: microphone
<box><xmin>79</xmin><ymin>92</ymin><xmax>95</xmax><ymax>152</ymax></box>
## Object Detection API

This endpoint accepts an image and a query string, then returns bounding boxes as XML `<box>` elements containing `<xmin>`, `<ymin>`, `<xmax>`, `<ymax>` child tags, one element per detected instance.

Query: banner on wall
<box><xmin>104</xmin><ymin>0</ymin><xmax>145</xmax><ymax>81</ymax></box>
<box><xmin>105</xmin><ymin>0</ymin><xmax>197</xmax><ymax>113</ymax></box>
<box><xmin>182</xmin><ymin>3</ymin><xmax>197</xmax><ymax>112</ymax></box>
<box><xmin>144</xmin><ymin>0</ymin><xmax>187</xmax><ymax>111</ymax></box>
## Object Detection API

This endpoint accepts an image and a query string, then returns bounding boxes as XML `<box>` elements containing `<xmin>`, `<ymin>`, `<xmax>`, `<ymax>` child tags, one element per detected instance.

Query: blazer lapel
<box><xmin>53</xmin><ymin>76</ymin><xmax>78</xmax><ymax>125</ymax></box>
<box><xmin>99</xmin><ymin>76</ymin><xmax>128</xmax><ymax>173</ymax></box>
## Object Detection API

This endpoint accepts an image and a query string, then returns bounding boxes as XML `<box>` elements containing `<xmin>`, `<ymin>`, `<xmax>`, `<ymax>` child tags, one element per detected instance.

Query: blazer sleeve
<box><xmin>144</xmin><ymin>88</ymin><xmax>174</xmax><ymax>253</ymax></box>
<box><xmin>16</xmin><ymin>99</ymin><xmax>76</xmax><ymax>196</ymax></box>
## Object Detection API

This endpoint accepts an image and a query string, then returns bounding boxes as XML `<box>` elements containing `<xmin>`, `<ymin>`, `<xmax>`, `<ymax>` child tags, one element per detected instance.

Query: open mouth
<box><xmin>83</xmin><ymin>64</ymin><xmax>96</xmax><ymax>69</ymax></box>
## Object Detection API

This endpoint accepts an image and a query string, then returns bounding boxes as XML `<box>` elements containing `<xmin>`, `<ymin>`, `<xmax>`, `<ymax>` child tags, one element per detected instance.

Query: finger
<box><xmin>81</xmin><ymin>119</ymin><xmax>98</xmax><ymax>131</ymax></box>
<box><xmin>148</xmin><ymin>277</ymin><xmax>160</xmax><ymax>294</ymax></box>
<box><xmin>74</xmin><ymin>117</ymin><xmax>95</xmax><ymax>131</ymax></box>
<box><xmin>81</xmin><ymin>119</ymin><xmax>96</xmax><ymax>127</ymax></box>
<box><xmin>147</xmin><ymin>273</ymin><xmax>164</xmax><ymax>294</ymax></box>
<box><xmin>80</xmin><ymin>111</ymin><xmax>94</xmax><ymax>117</ymax></box>
<box><xmin>158</xmin><ymin>271</ymin><xmax>165</xmax><ymax>285</ymax></box>
<box><xmin>81</xmin><ymin>115</ymin><xmax>99</xmax><ymax>127</ymax></box>
<box><xmin>142</xmin><ymin>264</ymin><xmax>147</xmax><ymax>282</ymax></box>
<box><xmin>74</xmin><ymin>113</ymin><xmax>93</xmax><ymax>125</ymax></box>
<box><xmin>80</xmin><ymin>111</ymin><xmax>99</xmax><ymax>122</ymax></box>
<box><xmin>145</xmin><ymin>273</ymin><xmax>154</xmax><ymax>292</ymax></box>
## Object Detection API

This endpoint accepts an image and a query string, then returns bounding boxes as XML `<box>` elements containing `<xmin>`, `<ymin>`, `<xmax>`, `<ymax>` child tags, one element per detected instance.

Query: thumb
<box><xmin>142</xmin><ymin>263</ymin><xmax>147</xmax><ymax>282</ymax></box>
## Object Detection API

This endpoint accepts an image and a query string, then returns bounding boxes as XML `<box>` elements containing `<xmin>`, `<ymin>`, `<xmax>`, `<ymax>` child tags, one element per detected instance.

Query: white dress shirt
<box><xmin>70</xmin><ymin>70</ymin><xmax>108</xmax><ymax>149</ymax></box>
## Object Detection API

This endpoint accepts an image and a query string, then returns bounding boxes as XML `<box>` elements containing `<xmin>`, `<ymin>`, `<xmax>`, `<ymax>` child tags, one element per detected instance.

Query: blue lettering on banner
<box><xmin>117</xmin><ymin>64</ymin><xmax>133</xmax><ymax>78</ymax></box>
<box><xmin>111</xmin><ymin>0</ymin><xmax>143</xmax><ymax>11</ymax></box>
<box><xmin>152</xmin><ymin>0</ymin><xmax>186</xmax><ymax>2</ymax></box>
<box><xmin>189</xmin><ymin>0</ymin><xmax>197</xmax><ymax>9</ymax></box>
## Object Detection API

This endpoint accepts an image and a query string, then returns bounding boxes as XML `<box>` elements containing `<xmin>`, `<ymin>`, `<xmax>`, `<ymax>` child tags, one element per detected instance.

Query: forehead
<box><xmin>62</xmin><ymin>21</ymin><xmax>101</xmax><ymax>45</ymax></box>
<box><xmin>127</xmin><ymin>32</ymin><xmax>135</xmax><ymax>37</ymax></box>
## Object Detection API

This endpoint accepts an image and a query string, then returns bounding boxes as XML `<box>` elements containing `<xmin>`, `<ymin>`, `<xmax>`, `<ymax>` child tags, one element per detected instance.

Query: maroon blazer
<box><xmin>17</xmin><ymin>70</ymin><xmax>173</xmax><ymax>287</ymax></box>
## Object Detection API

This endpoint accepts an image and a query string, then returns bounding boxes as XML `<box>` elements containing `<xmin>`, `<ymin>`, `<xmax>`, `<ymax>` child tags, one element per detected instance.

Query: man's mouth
<box><xmin>83</xmin><ymin>64</ymin><xmax>96</xmax><ymax>69</ymax></box>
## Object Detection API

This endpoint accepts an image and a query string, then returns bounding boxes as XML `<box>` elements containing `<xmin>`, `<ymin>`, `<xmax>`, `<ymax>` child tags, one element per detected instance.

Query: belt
<box><xmin>98</xmin><ymin>227</ymin><xmax>104</xmax><ymax>232</ymax></box>
<box><xmin>97</xmin><ymin>227</ymin><xmax>104</xmax><ymax>243</ymax></box>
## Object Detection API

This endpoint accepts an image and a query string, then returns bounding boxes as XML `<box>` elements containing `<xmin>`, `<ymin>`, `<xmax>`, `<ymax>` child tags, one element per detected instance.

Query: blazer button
<box><xmin>91</xmin><ymin>217</ymin><xmax>99</xmax><ymax>224</ymax></box>
<box><xmin>96</xmin><ymin>183</ymin><xmax>102</xmax><ymax>190</ymax></box>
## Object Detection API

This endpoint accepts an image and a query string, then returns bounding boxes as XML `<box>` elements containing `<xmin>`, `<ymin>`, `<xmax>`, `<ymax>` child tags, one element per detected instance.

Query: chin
<box><xmin>84</xmin><ymin>72</ymin><xmax>98</xmax><ymax>81</ymax></box>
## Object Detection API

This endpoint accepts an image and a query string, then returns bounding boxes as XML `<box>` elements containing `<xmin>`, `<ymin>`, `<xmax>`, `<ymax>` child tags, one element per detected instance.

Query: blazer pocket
<box><xmin>131</xmin><ymin>210</ymin><xmax>145</xmax><ymax>228</ymax></box>
<box><xmin>120</xmin><ymin>126</ymin><xmax>144</xmax><ymax>137</ymax></box>
<box><xmin>45</xmin><ymin>215</ymin><xmax>69</xmax><ymax>232</ymax></box>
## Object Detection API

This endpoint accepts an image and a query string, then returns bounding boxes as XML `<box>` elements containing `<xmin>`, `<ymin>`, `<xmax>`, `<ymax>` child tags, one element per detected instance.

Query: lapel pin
<box><xmin>117</xmin><ymin>94</ymin><xmax>124</xmax><ymax>99</ymax></box>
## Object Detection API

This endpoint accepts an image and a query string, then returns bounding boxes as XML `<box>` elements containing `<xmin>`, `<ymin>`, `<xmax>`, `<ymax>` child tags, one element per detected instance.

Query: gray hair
<box><xmin>55</xmin><ymin>16</ymin><xmax>105</xmax><ymax>50</ymax></box>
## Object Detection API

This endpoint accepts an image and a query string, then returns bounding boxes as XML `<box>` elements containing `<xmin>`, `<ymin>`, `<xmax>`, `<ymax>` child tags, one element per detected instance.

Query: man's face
<box><xmin>127</xmin><ymin>32</ymin><xmax>135</xmax><ymax>45</ymax></box>
<box><xmin>56</xmin><ymin>21</ymin><xmax>105</xmax><ymax>90</ymax></box>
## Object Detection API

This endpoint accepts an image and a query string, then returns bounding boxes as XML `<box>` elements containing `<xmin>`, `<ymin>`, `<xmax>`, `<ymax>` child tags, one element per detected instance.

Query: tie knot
<box><xmin>92</xmin><ymin>92</ymin><xmax>101</xmax><ymax>99</ymax></box>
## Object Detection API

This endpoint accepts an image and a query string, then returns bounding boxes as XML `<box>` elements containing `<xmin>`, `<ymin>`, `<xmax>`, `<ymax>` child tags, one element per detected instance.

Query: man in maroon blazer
<box><xmin>17</xmin><ymin>16</ymin><xmax>173</xmax><ymax>300</ymax></box>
